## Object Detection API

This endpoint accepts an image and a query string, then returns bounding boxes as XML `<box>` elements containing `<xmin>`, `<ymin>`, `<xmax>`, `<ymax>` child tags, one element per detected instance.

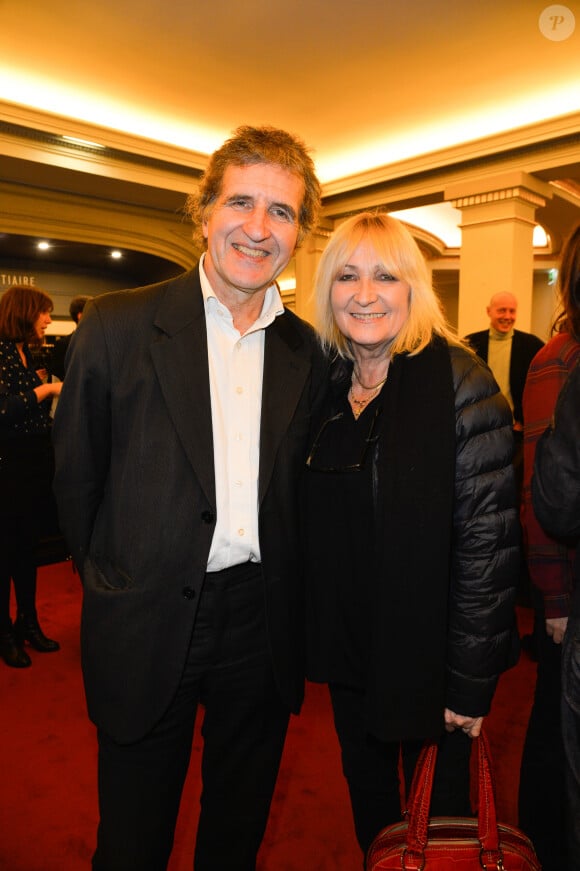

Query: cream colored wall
<box><xmin>532</xmin><ymin>267</ymin><xmax>560</xmax><ymax>341</ymax></box>
<box><xmin>293</xmin><ymin>225</ymin><xmax>333</xmax><ymax>326</ymax></box>
<box><xmin>447</xmin><ymin>173</ymin><xmax>553</xmax><ymax>337</ymax></box>
<box><xmin>432</xmin><ymin>269</ymin><xmax>459</xmax><ymax>331</ymax></box>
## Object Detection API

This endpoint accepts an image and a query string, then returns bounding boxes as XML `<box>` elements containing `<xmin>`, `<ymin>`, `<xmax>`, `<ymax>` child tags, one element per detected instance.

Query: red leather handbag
<box><xmin>366</xmin><ymin>730</ymin><xmax>540</xmax><ymax>870</ymax></box>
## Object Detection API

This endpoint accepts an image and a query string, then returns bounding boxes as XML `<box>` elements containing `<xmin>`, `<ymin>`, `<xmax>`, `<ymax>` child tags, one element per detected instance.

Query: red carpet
<box><xmin>0</xmin><ymin>562</ymin><xmax>535</xmax><ymax>871</ymax></box>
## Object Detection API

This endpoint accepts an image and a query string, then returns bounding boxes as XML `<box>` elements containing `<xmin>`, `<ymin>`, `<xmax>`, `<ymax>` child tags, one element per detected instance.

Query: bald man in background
<box><xmin>465</xmin><ymin>292</ymin><xmax>544</xmax><ymax>437</ymax></box>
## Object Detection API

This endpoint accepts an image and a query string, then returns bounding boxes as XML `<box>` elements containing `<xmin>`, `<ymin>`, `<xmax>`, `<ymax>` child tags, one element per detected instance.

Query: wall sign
<box><xmin>1</xmin><ymin>274</ymin><xmax>37</xmax><ymax>286</ymax></box>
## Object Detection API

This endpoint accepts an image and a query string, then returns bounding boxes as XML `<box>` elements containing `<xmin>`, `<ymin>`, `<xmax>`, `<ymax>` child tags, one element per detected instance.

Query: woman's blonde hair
<box><xmin>315</xmin><ymin>211</ymin><xmax>459</xmax><ymax>360</ymax></box>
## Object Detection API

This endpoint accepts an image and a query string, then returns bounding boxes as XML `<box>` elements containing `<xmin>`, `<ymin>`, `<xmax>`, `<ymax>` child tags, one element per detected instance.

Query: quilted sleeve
<box><xmin>446</xmin><ymin>345</ymin><xmax>520</xmax><ymax>716</ymax></box>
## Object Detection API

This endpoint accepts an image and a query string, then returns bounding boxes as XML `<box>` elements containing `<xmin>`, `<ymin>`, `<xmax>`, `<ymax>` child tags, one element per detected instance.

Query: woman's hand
<box><xmin>546</xmin><ymin>617</ymin><xmax>568</xmax><ymax>644</ymax></box>
<box><xmin>444</xmin><ymin>708</ymin><xmax>483</xmax><ymax>738</ymax></box>
<box><xmin>34</xmin><ymin>381</ymin><xmax>62</xmax><ymax>403</ymax></box>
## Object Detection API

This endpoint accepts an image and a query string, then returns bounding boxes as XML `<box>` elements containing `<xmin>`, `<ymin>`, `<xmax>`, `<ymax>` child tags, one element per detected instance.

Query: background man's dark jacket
<box><xmin>465</xmin><ymin>328</ymin><xmax>544</xmax><ymax>425</ymax></box>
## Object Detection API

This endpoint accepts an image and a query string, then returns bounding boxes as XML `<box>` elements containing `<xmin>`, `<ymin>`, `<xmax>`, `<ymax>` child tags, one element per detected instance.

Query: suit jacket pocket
<box><xmin>83</xmin><ymin>554</ymin><xmax>135</xmax><ymax>592</ymax></box>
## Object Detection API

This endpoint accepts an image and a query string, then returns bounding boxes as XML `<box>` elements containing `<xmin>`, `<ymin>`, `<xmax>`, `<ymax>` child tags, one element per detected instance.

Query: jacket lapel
<box><xmin>259</xmin><ymin>312</ymin><xmax>310</xmax><ymax>505</ymax></box>
<box><xmin>150</xmin><ymin>268</ymin><xmax>216</xmax><ymax>509</ymax></box>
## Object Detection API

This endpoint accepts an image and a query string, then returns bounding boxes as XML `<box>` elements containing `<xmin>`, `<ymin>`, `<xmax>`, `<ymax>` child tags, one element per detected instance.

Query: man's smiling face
<box><xmin>487</xmin><ymin>293</ymin><xmax>517</xmax><ymax>334</ymax></box>
<box><xmin>202</xmin><ymin>162</ymin><xmax>304</xmax><ymax>308</ymax></box>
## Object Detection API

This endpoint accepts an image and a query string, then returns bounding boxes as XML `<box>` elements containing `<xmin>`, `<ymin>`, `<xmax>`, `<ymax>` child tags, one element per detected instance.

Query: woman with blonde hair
<box><xmin>304</xmin><ymin>212</ymin><xmax>519</xmax><ymax>859</ymax></box>
<box><xmin>0</xmin><ymin>284</ymin><xmax>62</xmax><ymax>667</ymax></box>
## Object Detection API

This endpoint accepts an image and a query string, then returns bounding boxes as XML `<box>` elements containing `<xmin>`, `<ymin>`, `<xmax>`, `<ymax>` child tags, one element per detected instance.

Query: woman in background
<box><xmin>0</xmin><ymin>285</ymin><xmax>62</xmax><ymax>667</ymax></box>
<box><xmin>519</xmin><ymin>222</ymin><xmax>580</xmax><ymax>871</ymax></box>
<box><xmin>304</xmin><ymin>212</ymin><xmax>519</xmax><ymax>859</ymax></box>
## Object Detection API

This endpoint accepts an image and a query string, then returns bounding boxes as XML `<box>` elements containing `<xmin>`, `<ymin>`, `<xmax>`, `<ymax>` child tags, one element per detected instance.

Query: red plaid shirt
<box><xmin>522</xmin><ymin>331</ymin><xmax>580</xmax><ymax>618</ymax></box>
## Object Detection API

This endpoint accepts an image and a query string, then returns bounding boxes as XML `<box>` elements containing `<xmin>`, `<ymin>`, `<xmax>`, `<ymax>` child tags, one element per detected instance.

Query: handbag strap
<box><xmin>403</xmin><ymin>730</ymin><xmax>502</xmax><ymax>869</ymax></box>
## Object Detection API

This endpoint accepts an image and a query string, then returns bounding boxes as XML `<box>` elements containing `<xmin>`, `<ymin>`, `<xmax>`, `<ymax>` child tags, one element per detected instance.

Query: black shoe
<box><xmin>0</xmin><ymin>627</ymin><xmax>32</xmax><ymax>668</ymax></box>
<box><xmin>14</xmin><ymin>613</ymin><xmax>60</xmax><ymax>653</ymax></box>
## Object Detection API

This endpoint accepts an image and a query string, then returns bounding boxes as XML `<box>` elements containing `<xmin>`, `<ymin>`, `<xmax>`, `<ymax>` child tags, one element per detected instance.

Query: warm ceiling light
<box><xmin>37</xmin><ymin>241</ymin><xmax>50</xmax><ymax>250</ymax></box>
<box><xmin>110</xmin><ymin>250</ymin><xmax>123</xmax><ymax>259</ymax></box>
<box><xmin>389</xmin><ymin>204</ymin><xmax>462</xmax><ymax>249</ymax></box>
<box><xmin>61</xmin><ymin>135</ymin><xmax>106</xmax><ymax>149</ymax></box>
<box><xmin>533</xmin><ymin>225</ymin><xmax>548</xmax><ymax>247</ymax></box>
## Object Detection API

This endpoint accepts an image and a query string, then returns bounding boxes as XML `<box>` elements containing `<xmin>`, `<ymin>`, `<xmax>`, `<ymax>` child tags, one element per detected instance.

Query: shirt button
<box><xmin>182</xmin><ymin>587</ymin><xmax>196</xmax><ymax>600</ymax></box>
<box><xmin>238</xmin><ymin>528</ymin><xmax>245</xmax><ymax>537</ymax></box>
<box><xmin>236</xmin><ymin>386</ymin><xmax>243</xmax><ymax>394</ymax></box>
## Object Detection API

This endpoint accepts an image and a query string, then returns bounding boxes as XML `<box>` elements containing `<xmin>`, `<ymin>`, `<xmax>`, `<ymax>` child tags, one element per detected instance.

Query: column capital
<box><xmin>452</xmin><ymin>172</ymin><xmax>547</xmax><ymax>335</ymax></box>
<box><xmin>445</xmin><ymin>170</ymin><xmax>552</xmax><ymax>211</ymax></box>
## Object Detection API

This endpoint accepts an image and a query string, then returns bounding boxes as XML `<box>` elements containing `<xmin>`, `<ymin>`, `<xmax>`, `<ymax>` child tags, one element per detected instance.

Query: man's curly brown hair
<box><xmin>185</xmin><ymin>125</ymin><xmax>321</xmax><ymax>249</ymax></box>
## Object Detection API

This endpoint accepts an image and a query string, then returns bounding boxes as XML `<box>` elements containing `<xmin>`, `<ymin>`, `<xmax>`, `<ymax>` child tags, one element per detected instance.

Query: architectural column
<box><xmin>445</xmin><ymin>171</ymin><xmax>551</xmax><ymax>336</ymax></box>
<box><xmin>294</xmin><ymin>224</ymin><xmax>333</xmax><ymax>326</ymax></box>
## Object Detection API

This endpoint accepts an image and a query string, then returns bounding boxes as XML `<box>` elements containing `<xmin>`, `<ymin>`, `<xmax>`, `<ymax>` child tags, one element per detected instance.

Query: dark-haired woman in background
<box><xmin>304</xmin><ymin>212</ymin><xmax>519</xmax><ymax>859</ymax></box>
<box><xmin>0</xmin><ymin>284</ymin><xmax>62</xmax><ymax>667</ymax></box>
<box><xmin>519</xmin><ymin>222</ymin><xmax>580</xmax><ymax>871</ymax></box>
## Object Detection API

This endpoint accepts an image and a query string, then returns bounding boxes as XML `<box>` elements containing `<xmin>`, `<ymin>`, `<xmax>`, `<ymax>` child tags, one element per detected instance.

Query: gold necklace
<box><xmin>349</xmin><ymin>363</ymin><xmax>389</xmax><ymax>419</ymax></box>
<box><xmin>349</xmin><ymin>383</ymin><xmax>381</xmax><ymax>419</ymax></box>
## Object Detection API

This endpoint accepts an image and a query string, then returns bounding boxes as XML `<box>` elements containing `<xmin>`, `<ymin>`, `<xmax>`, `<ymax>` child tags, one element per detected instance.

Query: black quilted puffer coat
<box><xmin>305</xmin><ymin>337</ymin><xmax>520</xmax><ymax>742</ymax></box>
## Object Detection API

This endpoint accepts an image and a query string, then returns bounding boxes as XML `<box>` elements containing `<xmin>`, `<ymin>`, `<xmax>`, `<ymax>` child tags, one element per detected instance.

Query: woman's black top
<box><xmin>305</xmin><ymin>381</ymin><xmax>385</xmax><ymax>688</ymax></box>
<box><xmin>0</xmin><ymin>339</ymin><xmax>54</xmax><ymax>518</ymax></box>
<box><xmin>0</xmin><ymin>340</ymin><xmax>52</xmax><ymax>436</ymax></box>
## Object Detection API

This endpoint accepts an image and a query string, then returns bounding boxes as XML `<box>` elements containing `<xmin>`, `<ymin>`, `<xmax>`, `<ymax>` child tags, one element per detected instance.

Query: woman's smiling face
<box><xmin>330</xmin><ymin>241</ymin><xmax>410</xmax><ymax>353</ymax></box>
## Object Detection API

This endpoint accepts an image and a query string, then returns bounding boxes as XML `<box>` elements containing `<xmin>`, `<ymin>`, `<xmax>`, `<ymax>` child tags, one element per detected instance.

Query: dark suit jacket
<box><xmin>52</xmin><ymin>267</ymin><xmax>327</xmax><ymax>743</ymax></box>
<box><xmin>48</xmin><ymin>332</ymin><xmax>72</xmax><ymax>381</ymax></box>
<box><xmin>465</xmin><ymin>328</ymin><xmax>543</xmax><ymax>425</ymax></box>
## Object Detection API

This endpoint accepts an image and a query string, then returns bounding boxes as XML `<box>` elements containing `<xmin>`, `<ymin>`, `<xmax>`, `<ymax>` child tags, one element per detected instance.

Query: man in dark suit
<box><xmin>52</xmin><ymin>126</ymin><xmax>327</xmax><ymax>871</ymax></box>
<box><xmin>48</xmin><ymin>294</ymin><xmax>92</xmax><ymax>380</ymax></box>
<box><xmin>465</xmin><ymin>292</ymin><xmax>543</xmax><ymax>435</ymax></box>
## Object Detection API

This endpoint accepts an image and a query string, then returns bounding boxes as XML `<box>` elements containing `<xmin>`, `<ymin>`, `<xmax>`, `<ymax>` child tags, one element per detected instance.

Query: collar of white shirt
<box><xmin>199</xmin><ymin>252</ymin><xmax>284</xmax><ymax>334</ymax></box>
